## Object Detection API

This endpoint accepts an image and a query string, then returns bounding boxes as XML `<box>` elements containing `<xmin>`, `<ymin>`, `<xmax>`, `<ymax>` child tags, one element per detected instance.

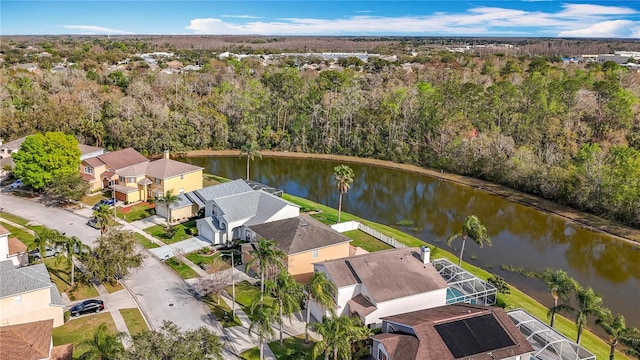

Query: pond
<box><xmin>180</xmin><ymin>155</ymin><xmax>640</xmax><ymax>327</ymax></box>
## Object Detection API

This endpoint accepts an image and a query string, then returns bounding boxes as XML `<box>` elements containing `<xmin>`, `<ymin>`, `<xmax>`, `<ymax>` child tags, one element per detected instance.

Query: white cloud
<box><xmin>558</xmin><ymin>20</ymin><xmax>639</xmax><ymax>37</ymax></box>
<box><xmin>62</xmin><ymin>25</ymin><xmax>130</xmax><ymax>34</ymax></box>
<box><xmin>185</xmin><ymin>3</ymin><xmax>640</xmax><ymax>37</ymax></box>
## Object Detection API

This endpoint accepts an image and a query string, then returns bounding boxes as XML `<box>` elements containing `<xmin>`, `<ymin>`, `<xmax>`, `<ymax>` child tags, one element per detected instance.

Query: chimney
<box><xmin>420</xmin><ymin>246</ymin><xmax>430</xmax><ymax>264</ymax></box>
<box><xmin>163</xmin><ymin>150</ymin><xmax>170</xmax><ymax>159</ymax></box>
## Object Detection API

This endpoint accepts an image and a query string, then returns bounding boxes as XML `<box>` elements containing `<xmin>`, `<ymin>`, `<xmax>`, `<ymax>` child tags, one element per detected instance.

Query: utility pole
<box><xmin>231</xmin><ymin>250</ymin><xmax>236</xmax><ymax>316</ymax></box>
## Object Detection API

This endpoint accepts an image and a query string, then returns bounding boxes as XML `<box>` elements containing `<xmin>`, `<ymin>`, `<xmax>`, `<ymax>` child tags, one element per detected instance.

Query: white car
<box><xmin>9</xmin><ymin>179</ymin><xmax>24</xmax><ymax>189</ymax></box>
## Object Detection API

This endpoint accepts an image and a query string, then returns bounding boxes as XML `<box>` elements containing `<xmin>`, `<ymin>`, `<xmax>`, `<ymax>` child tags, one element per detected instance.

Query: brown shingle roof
<box><xmin>249</xmin><ymin>214</ymin><xmax>351</xmax><ymax>255</ymax></box>
<box><xmin>50</xmin><ymin>344</ymin><xmax>74</xmax><ymax>360</ymax></box>
<box><xmin>117</xmin><ymin>163</ymin><xmax>149</xmax><ymax>177</ymax></box>
<box><xmin>318</xmin><ymin>248</ymin><xmax>448</xmax><ymax>302</ymax></box>
<box><xmin>0</xmin><ymin>225</ymin><xmax>9</xmax><ymax>236</ymax></box>
<box><xmin>374</xmin><ymin>332</ymin><xmax>420</xmax><ymax>360</ymax></box>
<box><xmin>96</xmin><ymin>147</ymin><xmax>148</xmax><ymax>170</ymax></box>
<box><xmin>0</xmin><ymin>319</ymin><xmax>53</xmax><ymax>360</ymax></box>
<box><xmin>145</xmin><ymin>158</ymin><xmax>203</xmax><ymax>179</ymax></box>
<box><xmin>83</xmin><ymin>157</ymin><xmax>105</xmax><ymax>167</ymax></box>
<box><xmin>347</xmin><ymin>294</ymin><xmax>377</xmax><ymax>317</ymax></box>
<box><xmin>8</xmin><ymin>237</ymin><xmax>27</xmax><ymax>254</ymax></box>
<box><xmin>374</xmin><ymin>304</ymin><xmax>535</xmax><ymax>360</ymax></box>
<box><xmin>77</xmin><ymin>143</ymin><xmax>103</xmax><ymax>156</ymax></box>
<box><xmin>80</xmin><ymin>172</ymin><xmax>95</xmax><ymax>181</ymax></box>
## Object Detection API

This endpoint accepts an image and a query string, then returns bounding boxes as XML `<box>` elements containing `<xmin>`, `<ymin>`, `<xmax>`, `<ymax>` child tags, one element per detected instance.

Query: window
<box><xmin>127</xmin><ymin>177</ymin><xmax>135</xmax><ymax>183</ymax></box>
<box><xmin>155</xmin><ymin>178</ymin><xmax>161</xmax><ymax>184</ymax></box>
<box><xmin>312</xmin><ymin>249</ymin><xmax>319</xmax><ymax>258</ymax></box>
<box><xmin>378</xmin><ymin>349</ymin><xmax>387</xmax><ymax>360</ymax></box>
<box><xmin>84</xmin><ymin>166</ymin><xmax>93</xmax><ymax>174</ymax></box>
<box><xmin>180</xmin><ymin>175</ymin><xmax>184</xmax><ymax>180</ymax></box>
<box><xmin>14</xmin><ymin>296</ymin><xmax>22</xmax><ymax>305</ymax></box>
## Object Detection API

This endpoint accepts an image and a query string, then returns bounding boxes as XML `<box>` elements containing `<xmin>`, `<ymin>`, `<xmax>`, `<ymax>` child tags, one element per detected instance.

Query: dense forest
<box><xmin>1</xmin><ymin>37</ymin><xmax>639</xmax><ymax>227</ymax></box>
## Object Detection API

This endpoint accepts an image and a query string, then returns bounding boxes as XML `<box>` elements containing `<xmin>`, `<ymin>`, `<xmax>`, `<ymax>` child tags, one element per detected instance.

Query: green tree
<box><xmin>239</xmin><ymin>141</ymin><xmax>261</xmax><ymax>180</ymax></box>
<box><xmin>93</xmin><ymin>204</ymin><xmax>117</xmax><ymax>236</ymax></box>
<box><xmin>84</xmin><ymin>230</ymin><xmax>144</xmax><ymax>285</ymax></box>
<box><xmin>12</xmin><ymin>132</ymin><xmax>81</xmax><ymax>190</ymax></box>
<box><xmin>44</xmin><ymin>173</ymin><xmax>90</xmax><ymax>204</ymax></box>
<box><xmin>248</xmin><ymin>306</ymin><xmax>277</xmax><ymax>360</ymax></box>
<box><xmin>334</xmin><ymin>165</ymin><xmax>354</xmax><ymax>223</ymax></box>
<box><xmin>127</xmin><ymin>320</ymin><xmax>224</xmax><ymax>360</ymax></box>
<box><xmin>245</xmin><ymin>238</ymin><xmax>286</xmax><ymax>306</ymax></box>
<box><xmin>54</xmin><ymin>235</ymin><xmax>89</xmax><ymax>287</ymax></box>
<box><xmin>571</xmin><ymin>287</ymin><xmax>605</xmax><ymax>344</ymax></box>
<box><xmin>265</xmin><ymin>270</ymin><xmax>303</xmax><ymax>345</ymax></box>
<box><xmin>541</xmin><ymin>269</ymin><xmax>578</xmax><ymax>328</ymax></box>
<box><xmin>31</xmin><ymin>228</ymin><xmax>62</xmax><ymax>261</ymax></box>
<box><xmin>156</xmin><ymin>189</ymin><xmax>181</xmax><ymax>229</ymax></box>
<box><xmin>447</xmin><ymin>215</ymin><xmax>492</xmax><ymax>266</ymax></box>
<box><xmin>78</xmin><ymin>323</ymin><xmax>125</xmax><ymax>360</ymax></box>
<box><xmin>304</xmin><ymin>271</ymin><xmax>337</xmax><ymax>343</ymax></box>
<box><xmin>596</xmin><ymin>310</ymin><xmax>640</xmax><ymax>360</ymax></box>
<box><xmin>312</xmin><ymin>315</ymin><xmax>371</xmax><ymax>360</ymax></box>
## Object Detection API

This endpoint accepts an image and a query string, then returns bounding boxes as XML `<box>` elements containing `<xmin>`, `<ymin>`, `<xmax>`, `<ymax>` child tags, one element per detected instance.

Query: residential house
<box><xmin>0</xmin><ymin>319</ymin><xmax>73</xmax><ymax>360</ymax></box>
<box><xmin>195</xmin><ymin>180</ymin><xmax>300</xmax><ymax>245</ymax></box>
<box><xmin>0</xmin><ymin>260</ymin><xmax>65</xmax><ymax>327</ymax></box>
<box><xmin>81</xmin><ymin>148</ymin><xmax>203</xmax><ymax>204</ymax></box>
<box><xmin>311</xmin><ymin>247</ymin><xmax>448</xmax><ymax>326</ymax></box>
<box><xmin>243</xmin><ymin>214</ymin><xmax>352</xmax><ymax>282</ymax></box>
<box><xmin>0</xmin><ymin>225</ymin><xmax>28</xmax><ymax>267</ymax></box>
<box><xmin>370</xmin><ymin>304</ymin><xmax>534</xmax><ymax>360</ymax></box>
<box><xmin>78</xmin><ymin>143</ymin><xmax>106</xmax><ymax>160</ymax></box>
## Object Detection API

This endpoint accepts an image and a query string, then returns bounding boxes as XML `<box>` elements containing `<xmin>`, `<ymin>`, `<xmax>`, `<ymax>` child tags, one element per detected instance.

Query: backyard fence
<box><xmin>331</xmin><ymin>221</ymin><xmax>407</xmax><ymax>249</ymax></box>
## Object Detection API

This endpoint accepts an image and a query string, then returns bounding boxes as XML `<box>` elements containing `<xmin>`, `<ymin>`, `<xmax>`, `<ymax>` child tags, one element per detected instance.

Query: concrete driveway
<box><xmin>0</xmin><ymin>191</ymin><xmax>222</xmax><ymax>333</ymax></box>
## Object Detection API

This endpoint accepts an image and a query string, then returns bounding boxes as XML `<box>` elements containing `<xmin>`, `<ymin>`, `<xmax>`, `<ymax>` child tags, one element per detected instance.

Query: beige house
<box><xmin>0</xmin><ymin>260</ymin><xmax>65</xmax><ymax>327</ymax></box>
<box><xmin>0</xmin><ymin>319</ymin><xmax>73</xmax><ymax>360</ymax></box>
<box><xmin>371</xmin><ymin>304</ymin><xmax>534</xmax><ymax>360</ymax></box>
<box><xmin>0</xmin><ymin>225</ymin><xmax>28</xmax><ymax>267</ymax></box>
<box><xmin>80</xmin><ymin>148</ymin><xmax>203</xmax><ymax>205</ymax></box>
<box><xmin>243</xmin><ymin>214</ymin><xmax>351</xmax><ymax>282</ymax></box>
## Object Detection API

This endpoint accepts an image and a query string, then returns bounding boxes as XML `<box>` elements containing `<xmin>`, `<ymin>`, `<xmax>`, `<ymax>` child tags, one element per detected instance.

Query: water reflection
<box><xmin>181</xmin><ymin>155</ymin><xmax>640</xmax><ymax>327</ymax></box>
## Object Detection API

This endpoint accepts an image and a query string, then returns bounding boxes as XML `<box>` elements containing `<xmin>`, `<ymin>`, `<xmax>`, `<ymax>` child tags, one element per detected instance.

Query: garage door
<box><xmin>198</xmin><ymin>222</ymin><xmax>214</xmax><ymax>243</ymax></box>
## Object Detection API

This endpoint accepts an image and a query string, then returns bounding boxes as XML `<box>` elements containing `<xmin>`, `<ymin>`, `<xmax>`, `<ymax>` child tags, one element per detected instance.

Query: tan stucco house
<box><xmin>243</xmin><ymin>214</ymin><xmax>352</xmax><ymax>282</ymax></box>
<box><xmin>0</xmin><ymin>260</ymin><xmax>65</xmax><ymax>328</ymax></box>
<box><xmin>0</xmin><ymin>225</ymin><xmax>28</xmax><ymax>267</ymax></box>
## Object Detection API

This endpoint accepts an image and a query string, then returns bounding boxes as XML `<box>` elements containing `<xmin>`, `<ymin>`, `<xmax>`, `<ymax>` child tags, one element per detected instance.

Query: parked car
<box><xmin>86</xmin><ymin>217</ymin><xmax>101</xmax><ymax>229</ymax></box>
<box><xmin>29</xmin><ymin>246</ymin><xmax>60</xmax><ymax>260</ymax></box>
<box><xmin>69</xmin><ymin>299</ymin><xmax>105</xmax><ymax>316</ymax></box>
<box><xmin>92</xmin><ymin>198</ymin><xmax>116</xmax><ymax>210</ymax></box>
<box><xmin>9</xmin><ymin>179</ymin><xmax>23</xmax><ymax>189</ymax></box>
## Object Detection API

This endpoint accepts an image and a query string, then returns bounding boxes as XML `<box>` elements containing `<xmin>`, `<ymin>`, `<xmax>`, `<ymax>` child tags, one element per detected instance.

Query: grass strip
<box><xmin>165</xmin><ymin>257</ymin><xmax>199</xmax><ymax>279</ymax></box>
<box><xmin>119</xmin><ymin>308</ymin><xmax>149</xmax><ymax>336</ymax></box>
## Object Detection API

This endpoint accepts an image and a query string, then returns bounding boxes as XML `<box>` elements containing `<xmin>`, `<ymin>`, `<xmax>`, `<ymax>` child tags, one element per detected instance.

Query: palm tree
<box><xmin>78</xmin><ymin>323</ymin><xmax>125</xmax><ymax>360</ymax></box>
<box><xmin>573</xmin><ymin>287</ymin><xmax>605</xmax><ymax>344</ymax></box>
<box><xmin>32</xmin><ymin>228</ymin><xmax>61</xmax><ymax>261</ymax></box>
<box><xmin>312</xmin><ymin>315</ymin><xmax>371</xmax><ymax>360</ymax></box>
<box><xmin>266</xmin><ymin>270</ymin><xmax>303</xmax><ymax>345</ymax></box>
<box><xmin>596</xmin><ymin>310</ymin><xmax>640</xmax><ymax>360</ymax></box>
<box><xmin>447</xmin><ymin>215</ymin><xmax>492</xmax><ymax>266</ymax></box>
<box><xmin>245</xmin><ymin>238</ymin><xmax>286</xmax><ymax>306</ymax></box>
<box><xmin>156</xmin><ymin>189</ymin><xmax>181</xmax><ymax>229</ymax></box>
<box><xmin>240</xmin><ymin>141</ymin><xmax>262</xmax><ymax>180</ymax></box>
<box><xmin>334</xmin><ymin>165</ymin><xmax>354</xmax><ymax>223</ymax></box>
<box><xmin>93</xmin><ymin>204</ymin><xmax>116</xmax><ymax>236</ymax></box>
<box><xmin>541</xmin><ymin>269</ymin><xmax>578</xmax><ymax>328</ymax></box>
<box><xmin>621</xmin><ymin>335</ymin><xmax>640</xmax><ymax>359</ymax></box>
<box><xmin>54</xmin><ymin>236</ymin><xmax>88</xmax><ymax>287</ymax></box>
<box><xmin>304</xmin><ymin>271</ymin><xmax>337</xmax><ymax>343</ymax></box>
<box><xmin>248</xmin><ymin>307</ymin><xmax>276</xmax><ymax>360</ymax></box>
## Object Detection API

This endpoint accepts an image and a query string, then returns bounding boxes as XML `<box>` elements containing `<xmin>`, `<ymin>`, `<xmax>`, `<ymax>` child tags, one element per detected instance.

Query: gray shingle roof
<box><xmin>317</xmin><ymin>248</ymin><xmax>448</xmax><ymax>303</ymax></box>
<box><xmin>249</xmin><ymin>214</ymin><xmax>351</xmax><ymax>255</ymax></box>
<box><xmin>216</xmin><ymin>191</ymin><xmax>298</xmax><ymax>225</ymax></box>
<box><xmin>193</xmin><ymin>179</ymin><xmax>253</xmax><ymax>202</ymax></box>
<box><xmin>0</xmin><ymin>260</ymin><xmax>54</xmax><ymax>299</ymax></box>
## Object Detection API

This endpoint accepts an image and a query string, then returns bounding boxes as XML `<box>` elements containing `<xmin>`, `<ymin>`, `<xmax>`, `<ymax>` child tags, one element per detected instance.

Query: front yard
<box><xmin>165</xmin><ymin>257</ymin><xmax>200</xmax><ymax>279</ymax></box>
<box><xmin>241</xmin><ymin>335</ymin><xmax>317</xmax><ymax>360</ymax></box>
<box><xmin>52</xmin><ymin>313</ymin><xmax>117</xmax><ymax>358</ymax></box>
<box><xmin>117</xmin><ymin>202</ymin><xmax>155</xmax><ymax>222</ymax></box>
<box><xmin>144</xmin><ymin>220</ymin><xmax>197</xmax><ymax>244</ymax></box>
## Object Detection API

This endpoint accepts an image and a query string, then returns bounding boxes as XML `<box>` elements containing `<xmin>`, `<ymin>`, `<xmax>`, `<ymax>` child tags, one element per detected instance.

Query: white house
<box><xmin>311</xmin><ymin>247</ymin><xmax>448</xmax><ymax>326</ymax></box>
<box><xmin>0</xmin><ymin>225</ymin><xmax>28</xmax><ymax>267</ymax></box>
<box><xmin>195</xmin><ymin>180</ymin><xmax>300</xmax><ymax>245</ymax></box>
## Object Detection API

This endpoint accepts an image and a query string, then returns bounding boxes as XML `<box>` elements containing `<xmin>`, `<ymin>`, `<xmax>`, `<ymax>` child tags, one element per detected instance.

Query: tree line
<box><xmin>1</xmin><ymin>40</ymin><xmax>639</xmax><ymax>227</ymax></box>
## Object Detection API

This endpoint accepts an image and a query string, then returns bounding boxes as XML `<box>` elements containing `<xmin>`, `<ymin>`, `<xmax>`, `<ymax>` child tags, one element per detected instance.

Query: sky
<box><xmin>1</xmin><ymin>1</ymin><xmax>639</xmax><ymax>38</ymax></box>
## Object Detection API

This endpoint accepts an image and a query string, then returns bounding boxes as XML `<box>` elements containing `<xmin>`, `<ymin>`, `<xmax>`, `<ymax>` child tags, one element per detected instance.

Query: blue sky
<box><xmin>1</xmin><ymin>1</ymin><xmax>639</xmax><ymax>37</ymax></box>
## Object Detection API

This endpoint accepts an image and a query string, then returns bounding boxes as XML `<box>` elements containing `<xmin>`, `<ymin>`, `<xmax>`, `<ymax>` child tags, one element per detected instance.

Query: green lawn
<box><xmin>52</xmin><ymin>313</ymin><xmax>117</xmax><ymax>358</ymax></box>
<box><xmin>134</xmin><ymin>232</ymin><xmax>161</xmax><ymax>248</ymax></box>
<box><xmin>226</xmin><ymin>281</ymin><xmax>276</xmax><ymax>321</ymax></box>
<box><xmin>117</xmin><ymin>203</ymin><xmax>155</xmax><ymax>222</ymax></box>
<box><xmin>81</xmin><ymin>192</ymin><xmax>107</xmax><ymax>207</ymax></box>
<box><xmin>202</xmin><ymin>294</ymin><xmax>242</xmax><ymax>328</ymax></box>
<box><xmin>144</xmin><ymin>220</ymin><xmax>197</xmax><ymax>244</ymax></box>
<box><xmin>282</xmin><ymin>193</ymin><xmax>628</xmax><ymax>360</ymax></box>
<box><xmin>203</xmin><ymin>173</ymin><xmax>226</xmax><ymax>187</ymax></box>
<box><xmin>343</xmin><ymin>229</ymin><xmax>393</xmax><ymax>252</ymax></box>
<box><xmin>0</xmin><ymin>212</ymin><xmax>31</xmax><ymax>226</ymax></box>
<box><xmin>185</xmin><ymin>250</ymin><xmax>237</xmax><ymax>272</ymax></box>
<box><xmin>119</xmin><ymin>308</ymin><xmax>148</xmax><ymax>336</ymax></box>
<box><xmin>165</xmin><ymin>257</ymin><xmax>200</xmax><ymax>279</ymax></box>
<box><xmin>103</xmin><ymin>282</ymin><xmax>124</xmax><ymax>293</ymax></box>
<box><xmin>0</xmin><ymin>220</ymin><xmax>35</xmax><ymax>248</ymax></box>
<box><xmin>241</xmin><ymin>335</ymin><xmax>318</xmax><ymax>360</ymax></box>
<box><xmin>44</xmin><ymin>257</ymin><xmax>99</xmax><ymax>301</ymax></box>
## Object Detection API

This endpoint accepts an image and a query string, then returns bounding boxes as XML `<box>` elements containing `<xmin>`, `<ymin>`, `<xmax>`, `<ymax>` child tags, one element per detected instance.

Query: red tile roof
<box><xmin>0</xmin><ymin>225</ymin><xmax>9</xmax><ymax>236</ymax></box>
<box><xmin>8</xmin><ymin>237</ymin><xmax>27</xmax><ymax>255</ymax></box>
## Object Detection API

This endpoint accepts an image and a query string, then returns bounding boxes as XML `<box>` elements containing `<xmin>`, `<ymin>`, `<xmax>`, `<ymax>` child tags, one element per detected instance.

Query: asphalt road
<box><xmin>0</xmin><ymin>190</ymin><xmax>221</xmax><ymax>333</ymax></box>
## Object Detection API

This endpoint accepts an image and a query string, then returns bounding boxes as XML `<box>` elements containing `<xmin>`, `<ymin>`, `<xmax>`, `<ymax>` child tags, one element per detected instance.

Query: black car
<box><xmin>70</xmin><ymin>299</ymin><xmax>105</xmax><ymax>316</ymax></box>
